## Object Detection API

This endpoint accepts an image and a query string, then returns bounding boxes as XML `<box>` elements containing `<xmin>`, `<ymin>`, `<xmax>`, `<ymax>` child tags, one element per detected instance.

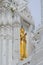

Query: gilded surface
<box><xmin>20</xmin><ymin>27</ymin><xmax>27</xmax><ymax>60</ymax></box>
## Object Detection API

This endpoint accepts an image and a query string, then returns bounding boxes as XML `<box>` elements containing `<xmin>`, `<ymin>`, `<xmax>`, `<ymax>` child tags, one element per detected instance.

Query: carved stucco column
<box><xmin>0</xmin><ymin>25</ymin><xmax>12</xmax><ymax>65</ymax></box>
<box><xmin>28</xmin><ymin>25</ymin><xmax>35</xmax><ymax>56</ymax></box>
<box><xmin>12</xmin><ymin>23</ymin><xmax>20</xmax><ymax>65</ymax></box>
<box><xmin>6</xmin><ymin>26</ymin><xmax>12</xmax><ymax>65</ymax></box>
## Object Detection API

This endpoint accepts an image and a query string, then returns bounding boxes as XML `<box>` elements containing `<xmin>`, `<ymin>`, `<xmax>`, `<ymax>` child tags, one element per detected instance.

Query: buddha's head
<box><xmin>20</xmin><ymin>26</ymin><xmax>25</xmax><ymax>34</ymax></box>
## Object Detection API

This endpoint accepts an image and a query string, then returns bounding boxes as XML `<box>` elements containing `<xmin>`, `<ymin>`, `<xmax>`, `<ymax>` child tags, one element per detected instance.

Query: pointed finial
<box><xmin>21</xmin><ymin>25</ymin><xmax>23</xmax><ymax>28</ymax></box>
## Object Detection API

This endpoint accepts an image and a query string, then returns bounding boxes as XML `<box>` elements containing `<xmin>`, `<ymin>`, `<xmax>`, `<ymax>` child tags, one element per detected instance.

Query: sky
<box><xmin>28</xmin><ymin>0</ymin><xmax>41</xmax><ymax>30</ymax></box>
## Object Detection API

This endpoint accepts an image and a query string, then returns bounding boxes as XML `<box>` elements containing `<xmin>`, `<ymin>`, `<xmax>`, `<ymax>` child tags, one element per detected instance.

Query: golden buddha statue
<box><xmin>20</xmin><ymin>26</ymin><xmax>27</xmax><ymax>60</ymax></box>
